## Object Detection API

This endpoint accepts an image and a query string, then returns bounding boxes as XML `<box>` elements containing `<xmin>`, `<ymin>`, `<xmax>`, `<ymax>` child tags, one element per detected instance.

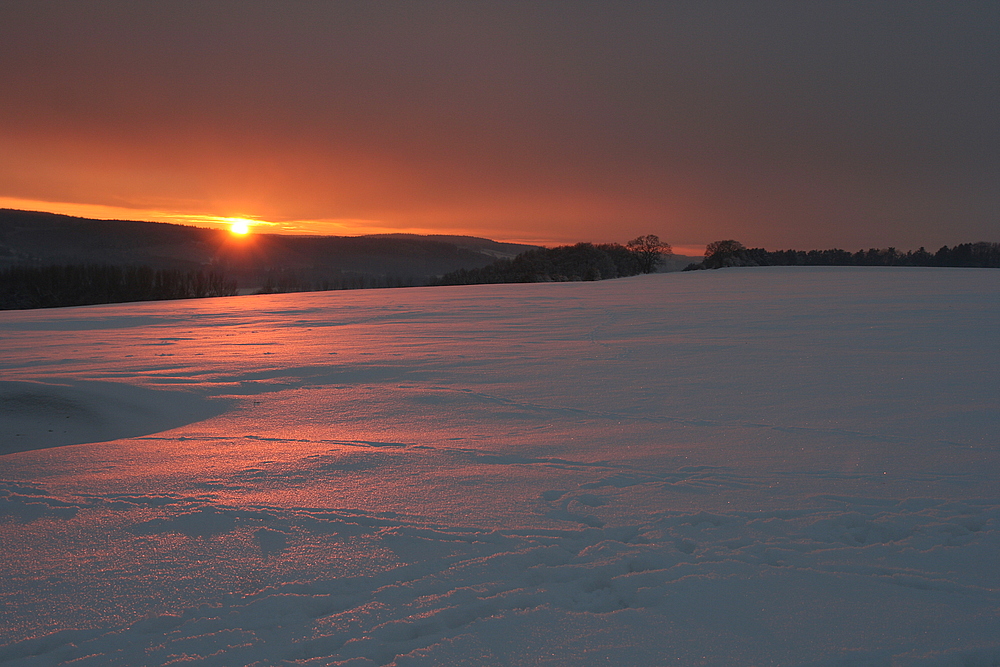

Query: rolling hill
<box><xmin>0</xmin><ymin>209</ymin><xmax>537</xmax><ymax>291</ymax></box>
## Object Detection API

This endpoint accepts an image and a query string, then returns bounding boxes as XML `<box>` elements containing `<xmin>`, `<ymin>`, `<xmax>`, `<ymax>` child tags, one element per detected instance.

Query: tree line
<box><xmin>0</xmin><ymin>264</ymin><xmax>237</xmax><ymax>310</ymax></box>
<box><xmin>254</xmin><ymin>270</ymin><xmax>420</xmax><ymax>294</ymax></box>
<box><xmin>23</xmin><ymin>235</ymin><xmax>996</xmax><ymax>310</ymax></box>
<box><xmin>686</xmin><ymin>240</ymin><xmax>1000</xmax><ymax>270</ymax></box>
<box><xmin>436</xmin><ymin>235</ymin><xmax>671</xmax><ymax>285</ymax></box>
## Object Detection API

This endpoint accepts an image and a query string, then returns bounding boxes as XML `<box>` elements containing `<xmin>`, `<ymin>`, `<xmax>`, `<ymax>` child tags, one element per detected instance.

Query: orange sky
<box><xmin>1</xmin><ymin>2</ymin><xmax>997</xmax><ymax>253</ymax></box>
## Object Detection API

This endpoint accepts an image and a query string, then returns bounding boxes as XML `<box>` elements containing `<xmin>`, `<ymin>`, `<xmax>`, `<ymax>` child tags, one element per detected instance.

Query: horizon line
<box><xmin>0</xmin><ymin>196</ymin><xmax>708</xmax><ymax>254</ymax></box>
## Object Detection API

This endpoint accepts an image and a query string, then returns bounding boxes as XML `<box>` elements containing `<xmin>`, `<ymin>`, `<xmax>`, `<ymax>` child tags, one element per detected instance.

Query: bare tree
<box><xmin>626</xmin><ymin>234</ymin><xmax>673</xmax><ymax>273</ymax></box>
<box><xmin>704</xmin><ymin>239</ymin><xmax>746</xmax><ymax>259</ymax></box>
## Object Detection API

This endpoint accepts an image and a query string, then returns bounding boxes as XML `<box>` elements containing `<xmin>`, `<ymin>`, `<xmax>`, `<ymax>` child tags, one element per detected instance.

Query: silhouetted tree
<box><xmin>700</xmin><ymin>240</ymin><xmax>749</xmax><ymax>268</ymax></box>
<box><xmin>626</xmin><ymin>235</ymin><xmax>673</xmax><ymax>273</ymax></box>
<box><xmin>436</xmin><ymin>238</ymin><xmax>674</xmax><ymax>286</ymax></box>
<box><xmin>704</xmin><ymin>240</ymin><xmax>745</xmax><ymax>259</ymax></box>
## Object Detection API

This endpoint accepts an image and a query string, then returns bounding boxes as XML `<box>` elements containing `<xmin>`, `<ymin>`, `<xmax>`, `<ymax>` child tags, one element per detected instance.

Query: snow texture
<box><xmin>0</xmin><ymin>267</ymin><xmax>998</xmax><ymax>666</ymax></box>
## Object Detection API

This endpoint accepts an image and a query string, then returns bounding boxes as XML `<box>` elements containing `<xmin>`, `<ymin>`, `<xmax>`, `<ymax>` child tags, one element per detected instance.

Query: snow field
<box><xmin>0</xmin><ymin>267</ymin><xmax>998</xmax><ymax>665</ymax></box>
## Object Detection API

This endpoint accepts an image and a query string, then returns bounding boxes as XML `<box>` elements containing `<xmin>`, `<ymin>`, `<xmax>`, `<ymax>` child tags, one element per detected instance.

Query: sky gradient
<box><xmin>1</xmin><ymin>1</ymin><xmax>997</xmax><ymax>250</ymax></box>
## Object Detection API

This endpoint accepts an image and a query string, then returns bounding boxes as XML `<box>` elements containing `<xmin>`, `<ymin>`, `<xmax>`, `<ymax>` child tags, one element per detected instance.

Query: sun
<box><xmin>228</xmin><ymin>219</ymin><xmax>252</xmax><ymax>235</ymax></box>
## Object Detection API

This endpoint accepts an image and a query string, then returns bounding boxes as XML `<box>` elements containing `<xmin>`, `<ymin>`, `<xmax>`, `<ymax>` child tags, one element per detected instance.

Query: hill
<box><xmin>0</xmin><ymin>209</ymin><xmax>537</xmax><ymax>291</ymax></box>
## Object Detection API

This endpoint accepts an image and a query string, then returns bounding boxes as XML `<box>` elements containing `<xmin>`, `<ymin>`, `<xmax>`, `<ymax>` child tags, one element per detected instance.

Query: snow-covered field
<box><xmin>1</xmin><ymin>267</ymin><xmax>998</xmax><ymax>666</ymax></box>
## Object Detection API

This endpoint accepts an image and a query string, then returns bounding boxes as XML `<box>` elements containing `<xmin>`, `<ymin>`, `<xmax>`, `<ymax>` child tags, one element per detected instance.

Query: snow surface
<box><xmin>0</xmin><ymin>266</ymin><xmax>998</xmax><ymax>666</ymax></box>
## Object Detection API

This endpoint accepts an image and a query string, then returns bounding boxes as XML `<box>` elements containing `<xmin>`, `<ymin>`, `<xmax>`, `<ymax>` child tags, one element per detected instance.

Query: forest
<box><xmin>687</xmin><ymin>240</ymin><xmax>1000</xmax><ymax>270</ymax></box>
<box><xmin>0</xmin><ymin>264</ymin><xmax>237</xmax><ymax>310</ymax></box>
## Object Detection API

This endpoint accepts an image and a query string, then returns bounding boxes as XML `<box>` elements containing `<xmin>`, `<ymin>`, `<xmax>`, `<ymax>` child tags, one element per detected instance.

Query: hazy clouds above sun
<box><xmin>1</xmin><ymin>1</ymin><xmax>997</xmax><ymax>249</ymax></box>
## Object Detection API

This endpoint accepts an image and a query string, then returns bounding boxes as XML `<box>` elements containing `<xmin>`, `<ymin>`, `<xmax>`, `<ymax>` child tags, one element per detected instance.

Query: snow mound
<box><xmin>0</xmin><ymin>380</ymin><xmax>228</xmax><ymax>454</ymax></box>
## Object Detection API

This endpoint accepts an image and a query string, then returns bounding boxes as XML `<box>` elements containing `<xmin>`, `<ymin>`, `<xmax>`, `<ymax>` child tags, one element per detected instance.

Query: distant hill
<box><xmin>371</xmin><ymin>233</ymin><xmax>699</xmax><ymax>272</ymax></box>
<box><xmin>658</xmin><ymin>253</ymin><xmax>701</xmax><ymax>272</ymax></box>
<box><xmin>0</xmin><ymin>209</ymin><xmax>539</xmax><ymax>291</ymax></box>
<box><xmin>362</xmin><ymin>233</ymin><xmax>532</xmax><ymax>260</ymax></box>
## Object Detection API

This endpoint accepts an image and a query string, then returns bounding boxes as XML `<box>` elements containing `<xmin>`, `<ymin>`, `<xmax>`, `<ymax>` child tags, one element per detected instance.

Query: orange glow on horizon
<box><xmin>0</xmin><ymin>196</ymin><xmax>401</xmax><ymax>236</ymax></box>
<box><xmin>0</xmin><ymin>195</ymin><xmax>698</xmax><ymax>251</ymax></box>
<box><xmin>0</xmin><ymin>196</ymin><xmax>536</xmax><ymax>243</ymax></box>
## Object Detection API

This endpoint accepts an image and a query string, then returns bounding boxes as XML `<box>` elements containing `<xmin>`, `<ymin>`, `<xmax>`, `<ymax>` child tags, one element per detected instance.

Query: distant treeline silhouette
<box><xmin>436</xmin><ymin>236</ymin><xmax>671</xmax><ymax>285</ymax></box>
<box><xmin>686</xmin><ymin>241</ymin><xmax>1000</xmax><ymax>270</ymax></box>
<box><xmin>255</xmin><ymin>270</ymin><xmax>421</xmax><ymax>294</ymax></box>
<box><xmin>0</xmin><ymin>264</ymin><xmax>237</xmax><ymax>310</ymax></box>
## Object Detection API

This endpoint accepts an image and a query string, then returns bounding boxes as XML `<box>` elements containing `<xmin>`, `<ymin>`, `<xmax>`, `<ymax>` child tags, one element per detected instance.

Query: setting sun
<box><xmin>229</xmin><ymin>219</ymin><xmax>251</xmax><ymax>235</ymax></box>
